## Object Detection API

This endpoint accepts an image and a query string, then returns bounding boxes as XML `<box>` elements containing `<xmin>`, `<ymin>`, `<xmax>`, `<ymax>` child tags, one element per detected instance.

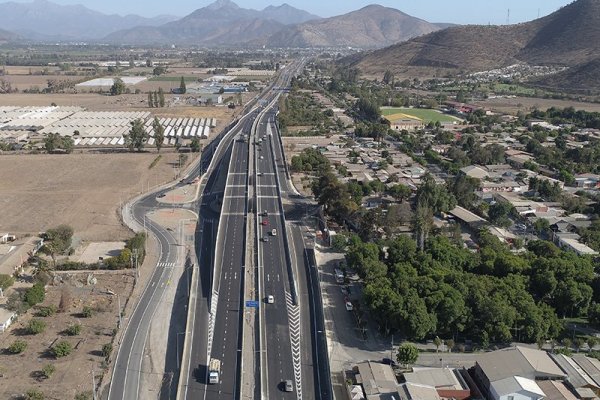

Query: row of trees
<box><xmin>147</xmin><ymin>87</ymin><xmax>165</xmax><ymax>108</ymax></box>
<box><xmin>44</xmin><ymin>133</ymin><xmax>74</xmax><ymax>153</ymax></box>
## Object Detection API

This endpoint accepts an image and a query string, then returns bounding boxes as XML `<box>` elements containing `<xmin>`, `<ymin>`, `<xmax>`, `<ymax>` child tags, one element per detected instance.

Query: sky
<box><xmin>20</xmin><ymin>0</ymin><xmax>574</xmax><ymax>23</ymax></box>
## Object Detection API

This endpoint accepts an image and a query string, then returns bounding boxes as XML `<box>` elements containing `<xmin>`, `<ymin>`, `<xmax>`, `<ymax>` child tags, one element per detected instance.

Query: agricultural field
<box><xmin>381</xmin><ymin>107</ymin><xmax>461</xmax><ymax>123</ymax></box>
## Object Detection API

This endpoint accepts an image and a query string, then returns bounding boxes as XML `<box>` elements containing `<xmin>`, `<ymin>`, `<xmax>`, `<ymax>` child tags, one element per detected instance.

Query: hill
<box><xmin>532</xmin><ymin>58</ymin><xmax>600</xmax><ymax>92</ymax></box>
<box><xmin>0</xmin><ymin>0</ymin><xmax>177</xmax><ymax>41</ymax></box>
<box><xmin>349</xmin><ymin>0</ymin><xmax>600</xmax><ymax>74</ymax></box>
<box><xmin>264</xmin><ymin>4</ymin><xmax>442</xmax><ymax>48</ymax></box>
<box><xmin>105</xmin><ymin>0</ymin><xmax>317</xmax><ymax>45</ymax></box>
<box><xmin>0</xmin><ymin>28</ymin><xmax>19</xmax><ymax>43</ymax></box>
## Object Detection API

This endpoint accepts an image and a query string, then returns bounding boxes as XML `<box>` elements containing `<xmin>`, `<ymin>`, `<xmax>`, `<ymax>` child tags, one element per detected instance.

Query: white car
<box><xmin>271</xmin><ymin>229</ymin><xmax>277</xmax><ymax>236</ymax></box>
<box><xmin>267</xmin><ymin>295</ymin><xmax>274</xmax><ymax>304</ymax></box>
<box><xmin>345</xmin><ymin>301</ymin><xmax>353</xmax><ymax>311</ymax></box>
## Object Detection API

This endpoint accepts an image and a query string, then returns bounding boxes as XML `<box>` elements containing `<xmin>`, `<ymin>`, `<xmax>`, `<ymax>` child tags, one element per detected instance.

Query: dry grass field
<box><xmin>0</xmin><ymin>152</ymin><xmax>191</xmax><ymax>241</ymax></box>
<box><xmin>476</xmin><ymin>97</ymin><xmax>600</xmax><ymax>114</ymax></box>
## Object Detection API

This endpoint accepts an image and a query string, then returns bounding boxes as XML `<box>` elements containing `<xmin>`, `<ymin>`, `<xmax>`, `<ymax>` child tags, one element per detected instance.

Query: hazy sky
<box><xmin>24</xmin><ymin>0</ymin><xmax>574</xmax><ymax>23</ymax></box>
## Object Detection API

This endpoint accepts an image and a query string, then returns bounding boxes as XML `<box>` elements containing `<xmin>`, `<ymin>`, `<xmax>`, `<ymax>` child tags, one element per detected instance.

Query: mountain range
<box><xmin>0</xmin><ymin>0</ymin><xmax>178</xmax><ymax>41</ymax></box>
<box><xmin>349</xmin><ymin>0</ymin><xmax>600</xmax><ymax>76</ymax></box>
<box><xmin>262</xmin><ymin>5</ymin><xmax>444</xmax><ymax>48</ymax></box>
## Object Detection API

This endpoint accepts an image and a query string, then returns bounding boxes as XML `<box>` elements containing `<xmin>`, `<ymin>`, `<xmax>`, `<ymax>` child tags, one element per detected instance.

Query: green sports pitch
<box><xmin>381</xmin><ymin>107</ymin><xmax>460</xmax><ymax>123</ymax></box>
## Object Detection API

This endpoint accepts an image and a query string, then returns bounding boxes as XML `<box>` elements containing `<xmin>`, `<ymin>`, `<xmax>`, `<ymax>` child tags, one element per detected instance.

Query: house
<box><xmin>489</xmin><ymin>376</ymin><xmax>546</xmax><ymax>400</ymax></box>
<box><xmin>549</xmin><ymin>353</ymin><xmax>600</xmax><ymax>392</ymax></box>
<box><xmin>536</xmin><ymin>381</ymin><xmax>579</xmax><ymax>400</ymax></box>
<box><xmin>397</xmin><ymin>382</ymin><xmax>440</xmax><ymax>400</ymax></box>
<box><xmin>575</xmin><ymin>174</ymin><xmax>600</xmax><ymax>189</ymax></box>
<box><xmin>0</xmin><ymin>307</ymin><xmax>15</xmax><ymax>332</ymax></box>
<box><xmin>472</xmin><ymin>346</ymin><xmax>566</xmax><ymax>400</ymax></box>
<box><xmin>404</xmin><ymin>368</ymin><xmax>471</xmax><ymax>400</ymax></box>
<box><xmin>460</xmin><ymin>165</ymin><xmax>489</xmax><ymax>180</ymax></box>
<box><xmin>449</xmin><ymin>206</ymin><xmax>488</xmax><ymax>230</ymax></box>
<box><xmin>355</xmin><ymin>361</ymin><xmax>400</xmax><ymax>399</ymax></box>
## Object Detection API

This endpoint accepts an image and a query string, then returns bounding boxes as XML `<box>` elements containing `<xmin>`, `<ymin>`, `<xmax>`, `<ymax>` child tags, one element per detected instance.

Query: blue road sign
<box><xmin>246</xmin><ymin>300</ymin><xmax>259</xmax><ymax>308</ymax></box>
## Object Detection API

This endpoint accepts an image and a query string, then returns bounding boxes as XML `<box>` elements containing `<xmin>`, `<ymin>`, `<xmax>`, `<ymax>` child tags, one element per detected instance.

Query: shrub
<box><xmin>74</xmin><ymin>392</ymin><xmax>93</xmax><ymax>400</ymax></box>
<box><xmin>50</xmin><ymin>341</ymin><xmax>72</xmax><ymax>358</ymax></box>
<box><xmin>7</xmin><ymin>339</ymin><xmax>27</xmax><ymax>354</ymax></box>
<box><xmin>24</xmin><ymin>283</ymin><xmax>45</xmax><ymax>307</ymax></box>
<box><xmin>65</xmin><ymin>323</ymin><xmax>81</xmax><ymax>336</ymax></box>
<box><xmin>27</xmin><ymin>319</ymin><xmax>47</xmax><ymax>335</ymax></box>
<box><xmin>102</xmin><ymin>343</ymin><xmax>113</xmax><ymax>359</ymax></box>
<box><xmin>41</xmin><ymin>364</ymin><xmax>55</xmax><ymax>379</ymax></box>
<box><xmin>0</xmin><ymin>273</ymin><xmax>15</xmax><ymax>290</ymax></box>
<box><xmin>37</xmin><ymin>305</ymin><xmax>57</xmax><ymax>317</ymax></box>
<box><xmin>82</xmin><ymin>306</ymin><xmax>94</xmax><ymax>318</ymax></box>
<box><xmin>25</xmin><ymin>389</ymin><xmax>44</xmax><ymax>400</ymax></box>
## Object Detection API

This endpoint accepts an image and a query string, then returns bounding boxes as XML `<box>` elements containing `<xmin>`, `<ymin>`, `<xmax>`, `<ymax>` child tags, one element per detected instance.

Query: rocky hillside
<box><xmin>265</xmin><ymin>4</ymin><xmax>442</xmax><ymax>48</ymax></box>
<box><xmin>349</xmin><ymin>0</ymin><xmax>600</xmax><ymax>74</ymax></box>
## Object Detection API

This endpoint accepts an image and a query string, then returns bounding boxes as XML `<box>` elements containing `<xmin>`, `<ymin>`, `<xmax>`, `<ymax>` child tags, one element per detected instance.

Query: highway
<box><xmin>255</xmin><ymin>108</ymin><xmax>297</xmax><ymax>399</ymax></box>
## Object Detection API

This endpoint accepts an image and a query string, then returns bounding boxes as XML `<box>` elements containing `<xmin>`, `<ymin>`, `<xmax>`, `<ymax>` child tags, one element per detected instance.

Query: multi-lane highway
<box><xmin>110</xmin><ymin>59</ymin><xmax>331</xmax><ymax>400</ymax></box>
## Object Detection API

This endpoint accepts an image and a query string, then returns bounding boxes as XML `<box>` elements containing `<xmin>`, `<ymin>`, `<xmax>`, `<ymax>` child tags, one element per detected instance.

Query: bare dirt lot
<box><xmin>2</xmin><ymin>74</ymin><xmax>84</xmax><ymax>91</ymax></box>
<box><xmin>476</xmin><ymin>97</ymin><xmax>600</xmax><ymax>114</ymax></box>
<box><xmin>0</xmin><ymin>272</ymin><xmax>135</xmax><ymax>400</ymax></box>
<box><xmin>0</xmin><ymin>152</ymin><xmax>191</xmax><ymax>241</ymax></box>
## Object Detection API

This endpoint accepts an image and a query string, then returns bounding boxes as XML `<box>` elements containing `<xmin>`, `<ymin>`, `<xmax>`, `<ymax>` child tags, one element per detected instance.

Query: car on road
<box><xmin>262</xmin><ymin>219</ymin><xmax>269</xmax><ymax>226</ymax></box>
<box><xmin>262</xmin><ymin>210</ymin><xmax>268</xmax><ymax>216</ymax></box>
<box><xmin>271</xmin><ymin>229</ymin><xmax>277</xmax><ymax>236</ymax></box>
<box><xmin>259</xmin><ymin>155</ymin><xmax>264</xmax><ymax>160</ymax></box>
<box><xmin>345</xmin><ymin>301</ymin><xmax>354</xmax><ymax>311</ymax></box>
<box><xmin>257</xmin><ymin>172</ymin><xmax>263</xmax><ymax>176</ymax></box>
<box><xmin>157</xmin><ymin>193</ymin><xmax>166</xmax><ymax>198</ymax></box>
<box><xmin>267</xmin><ymin>295</ymin><xmax>274</xmax><ymax>304</ymax></box>
<box><xmin>284</xmin><ymin>380</ymin><xmax>293</xmax><ymax>392</ymax></box>
<box><xmin>262</xmin><ymin>236</ymin><xmax>269</xmax><ymax>242</ymax></box>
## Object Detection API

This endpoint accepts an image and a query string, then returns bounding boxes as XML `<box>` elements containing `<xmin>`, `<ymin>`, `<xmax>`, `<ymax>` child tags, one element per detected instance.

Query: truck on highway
<box><xmin>208</xmin><ymin>358</ymin><xmax>221</xmax><ymax>384</ymax></box>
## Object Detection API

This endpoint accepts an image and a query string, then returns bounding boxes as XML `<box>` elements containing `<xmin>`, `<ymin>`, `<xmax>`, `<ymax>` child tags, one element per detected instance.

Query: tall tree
<box><xmin>158</xmin><ymin>87</ymin><xmax>165</xmax><ymax>107</ymax></box>
<box><xmin>124</xmin><ymin>118</ymin><xmax>147</xmax><ymax>152</ymax></box>
<box><xmin>179</xmin><ymin>77</ymin><xmax>186</xmax><ymax>94</ymax></box>
<box><xmin>110</xmin><ymin>78</ymin><xmax>126</xmax><ymax>96</ymax></box>
<box><xmin>152</xmin><ymin>117</ymin><xmax>164</xmax><ymax>153</ymax></box>
<box><xmin>148</xmin><ymin>92</ymin><xmax>154</xmax><ymax>108</ymax></box>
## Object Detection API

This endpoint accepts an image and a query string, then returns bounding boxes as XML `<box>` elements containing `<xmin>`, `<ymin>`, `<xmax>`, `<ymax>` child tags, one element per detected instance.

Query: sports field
<box><xmin>381</xmin><ymin>107</ymin><xmax>460</xmax><ymax>123</ymax></box>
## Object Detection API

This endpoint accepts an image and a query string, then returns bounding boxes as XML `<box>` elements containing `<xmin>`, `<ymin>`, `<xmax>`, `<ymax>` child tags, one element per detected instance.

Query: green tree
<box><xmin>158</xmin><ymin>87</ymin><xmax>165</xmax><ymax>107</ymax></box>
<box><xmin>147</xmin><ymin>92</ymin><xmax>154</xmax><ymax>108</ymax></box>
<box><xmin>25</xmin><ymin>283</ymin><xmax>46</xmax><ymax>307</ymax></box>
<box><xmin>488</xmin><ymin>202</ymin><xmax>513</xmax><ymax>227</ymax></box>
<box><xmin>331</xmin><ymin>234</ymin><xmax>348</xmax><ymax>252</ymax></box>
<box><xmin>588</xmin><ymin>337</ymin><xmax>598</xmax><ymax>352</ymax></box>
<box><xmin>396</xmin><ymin>343</ymin><xmax>419</xmax><ymax>367</ymax></box>
<box><xmin>102</xmin><ymin>343</ymin><xmax>113</xmax><ymax>359</ymax></box>
<box><xmin>110</xmin><ymin>78</ymin><xmax>126</xmax><ymax>96</ymax></box>
<box><xmin>65</xmin><ymin>323</ymin><xmax>81</xmax><ymax>336</ymax></box>
<box><xmin>50</xmin><ymin>341</ymin><xmax>73</xmax><ymax>358</ymax></box>
<box><xmin>7</xmin><ymin>339</ymin><xmax>27</xmax><ymax>354</ymax></box>
<box><xmin>124</xmin><ymin>118</ymin><xmax>147</xmax><ymax>152</ymax></box>
<box><xmin>191</xmin><ymin>137</ymin><xmax>201</xmax><ymax>153</ymax></box>
<box><xmin>445</xmin><ymin>339</ymin><xmax>455</xmax><ymax>353</ymax></box>
<box><xmin>37</xmin><ymin>305</ymin><xmax>57</xmax><ymax>317</ymax></box>
<box><xmin>433</xmin><ymin>336</ymin><xmax>442</xmax><ymax>353</ymax></box>
<box><xmin>82</xmin><ymin>306</ymin><xmax>94</xmax><ymax>318</ymax></box>
<box><xmin>382</xmin><ymin>70</ymin><xmax>395</xmax><ymax>86</ymax></box>
<box><xmin>179</xmin><ymin>76</ymin><xmax>186</xmax><ymax>94</ymax></box>
<box><xmin>387</xmin><ymin>184</ymin><xmax>411</xmax><ymax>202</ymax></box>
<box><xmin>27</xmin><ymin>319</ymin><xmax>47</xmax><ymax>335</ymax></box>
<box><xmin>75</xmin><ymin>392</ymin><xmax>93</xmax><ymax>400</ymax></box>
<box><xmin>152</xmin><ymin>117</ymin><xmax>164</xmax><ymax>153</ymax></box>
<box><xmin>41</xmin><ymin>364</ymin><xmax>56</xmax><ymax>379</ymax></box>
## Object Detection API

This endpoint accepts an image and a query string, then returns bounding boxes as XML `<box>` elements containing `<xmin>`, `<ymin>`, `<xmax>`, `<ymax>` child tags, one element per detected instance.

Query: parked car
<box><xmin>284</xmin><ymin>380</ymin><xmax>293</xmax><ymax>392</ymax></box>
<box><xmin>345</xmin><ymin>301</ymin><xmax>354</xmax><ymax>311</ymax></box>
<box><xmin>267</xmin><ymin>295</ymin><xmax>274</xmax><ymax>304</ymax></box>
<box><xmin>262</xmin><ymin>219</ymin><xmax>269</xmax><ymax>226</ymax></box>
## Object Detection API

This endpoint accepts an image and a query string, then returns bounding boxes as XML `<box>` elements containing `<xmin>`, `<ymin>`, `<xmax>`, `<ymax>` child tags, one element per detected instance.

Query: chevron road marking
<box><xmin>286</xmin><ymin>290</ymin><xmax>303</xmax><ymax>400</ymax></box>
